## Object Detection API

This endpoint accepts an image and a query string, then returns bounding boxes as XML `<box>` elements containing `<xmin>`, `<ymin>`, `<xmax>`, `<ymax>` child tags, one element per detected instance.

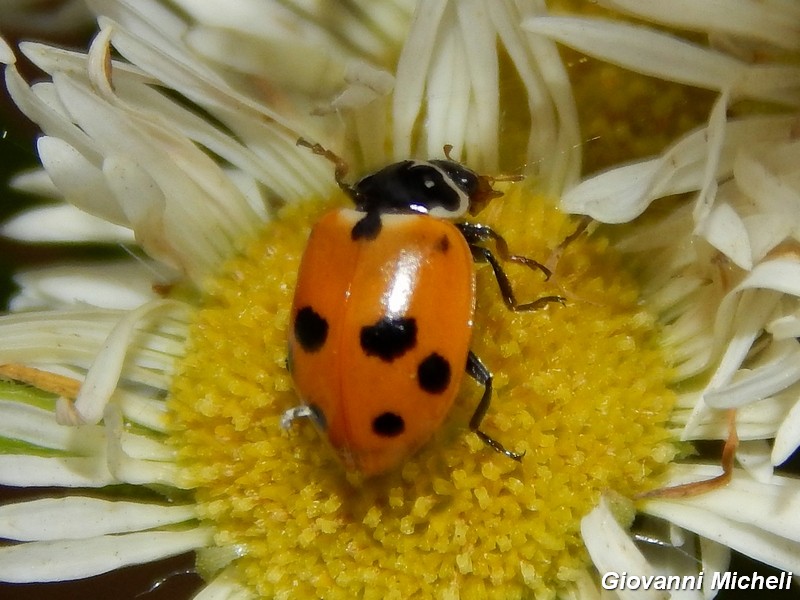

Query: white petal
<box><xmin>19</xmin><ymin>40</ymin><xmax>155</xmax><ymax>85</ymax></box>
<box><xmin>512</xmin><ymin>4</ymin><xmax>581</xmax><ymax>192</ymax></box>
<box><xmin>562</xmin><ymin>115</ymin><xmax>796</xmax><ymax>223</ymax></box>
<box><xmin>118</xmin><ymin>430</ymin><xmax>174</xmax><ymax>461</ymax></box>
<box><xmin>90</xmin><ymin>11</ymin><xmax>331</xmax><ymax>203</ymax></box>
<box><xmin>37</xmin><ymin>135</ymin><xmax>129</xmax><ymax>225</ymax></box>
<box><xmin>454</xmin><ymin>0</ymin><xmax>499</xmax><ymax>168</ymax></box>
<box><xmin>10</xmin><ymin>260</ymin><xmax>160</xmax><ymax>311</ymax></box>
<box><xmin>0</xmin><ymin>309</ymin><xmax>185</xmax><ymax>392</ymax></box>
<box><xmin>0</xmin><ymin>528</ymin><xmax>212</xmax><ymax>583</ymax></box>
<box><xmin>0</xmin><ymin>204</ymin><xmax>134</xmax><ymax>244</ymax></box>
<box><xmin>392</xmin><ymin>1</ymin><xmax>448</xmax><ymax>158</ymax></box>
<box><xmin>672</xmin><ymin>392</ymin><xmax>794</xmax><ymax>442</ymax></box>
<box><xmin>0</xmin><ymin>497</ymin><xmax>196</xmax><ymax>541</ymax></box>
<box><xmin>698</xmin><ymin>537</ymin><xmax>730</xmax><ymax>598</ymax></box>
<box><xmin>685</xmin><ymin>289</ymin><xmax>782</xmax><ymax>440</ymax></box>
<box><xmin>524</xmin><ymin>17</ymin><xmax>742</xmax><ymax>91</ymax></box>
<box><xmin>117</xmin><ymin>392</ymin><xmax>168</xmax><ymax>432</ymax></box>
<box><xmin>558</xmin><ymin>570</ymin><xmax>601</xmax><ymax>600</ymax></box>
<box><xmin>768</xmin><ymin>312</ymin><xmax>800</xmax><ymax>340</ymax></box>
<box><xmin>731</xmin><ymin>258</ymin><xmax>800</xmax><ymax>296</ymax></box>
<box><xmin>4</xmin><ymin>66</ymin><xmax>100</xmax><ymax>161</ymax></box>
<box><xmin>695</xmin><ymin>201</ymin><xmax>752</xmax><ymax>270</ymax></box>
<box><xmin>49</xmin><ymin>73</ymin><xmax>242</xmax><ymax>279</ymax></box>
<box><xmin>87</xmin><ymin>0</ymin><xmax>197</xmax><ymax>69</ymax></box>
<box><xmin>581</xmin><ymin>497</ymin><xmax>663</xmax><ymax>600</ymax></box>
<box><xmin>63</xmin><ymin>299</ymin><xmax>188</xmax><ymax>425</ymax></box>
<box><xmin>643</xmin><ymin>467</ymin><xmax>800</xmax><ymax>573</ymax></box>
<box><xmin>598</xmin><ymin>0</ymin><xmax>800</xmax><ymax>52</ymax></box>
<box><xmin>0</xmin><ymin>35</ymin><xmax>15</xmax><ymax>65</ymax></box>
<box><xmin>704</xmin><ymin>340</ymin><xmax>800</xmax><ymax>409</ymax></box>
<box><xmin>705</xmin><ymin>263</ymin><xmax>800</xmax><ymax>398</ymax></box>
<box><xmin>742</xmin><ymin>213</ymin><xmax>794</xmax><ymax>264</ymax></box>
<box><xmin>691</xmin><ymin>89</ymin><xmax>728</xmax><ymax>226</ymax></box>
<box><xmin>0</xmin><ymin>454</ymin><xmax>115</xmax><ymax>487</ymax></box>
<box><xmin>101</xmin><ymin>154</ymin><xmax>186</xmax><ymax>274</ymax></box>
<box><xmin>103</xmin><ymin>402</ymin><xmax>185</xmax><ymax>487</ymax></box>
<box><xmin>185</xmin><ymin>25</ymin><xmax>346</xmax><ymax>97</ymax></box>
<box><xmin>193</xmin><ymin>568</ymin><xmax>255</xmax><ymax>600</ymax></box>
<box><xmin>0</xmin><ymin>400</ymin><xmax>104</xmax><ymax>453</ymax></box>
<box><xmin>772</xmin><ymin>396</ymin><xmax>800</xmax><ymax>466</ymax></box>
<box><xmin>735</xmin><ymin>439</ymin><xmax>774</xmax><ymax>483</ymax></box>
<box><xmin>422</xmin><ymin>7</ymin><xmax>472</xmax><ymax>164</ymax></box>
<box><xmin>9</xmin><ymin>168</ymin><xmax>60</xmax><ymax>198</ymax></box>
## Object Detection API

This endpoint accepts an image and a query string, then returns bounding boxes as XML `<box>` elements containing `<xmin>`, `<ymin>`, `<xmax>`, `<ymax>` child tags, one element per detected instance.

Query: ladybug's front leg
<box><xmin>465</xmin><ymin>351</ymin><xmax>524</xmax><ymax>462</ymax></box>
<box><xmin>457</xmin><ymin>222</ymin><xmax>564</xmax><ymax>312</ymax></box>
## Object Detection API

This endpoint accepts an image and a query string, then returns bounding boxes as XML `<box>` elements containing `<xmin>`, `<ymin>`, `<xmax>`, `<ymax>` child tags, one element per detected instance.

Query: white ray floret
<box><xmin>0</xmin><ymin>528</ymin><xmax>213</xmax><ymax>583</ymax></box>
<box><xmin>596</xmin><ymin>0</ymin><xmax>800</xmax><ymax>52</ymax></box>
<box><xmin>193</xmin><ymin>567</ymin><xmax>256</xmax><ymax>600</ymax></box>
<box><xmin>56</xmin><ymin>299</ymin><xmax>188</xmax><ymax>425</ymax></box>
<box><xmin>9</xmin><ymin>260</ymin><xmax>163</xmax><ymax>311</ymax></box>
<box><xmin>0</xmin><ymin>497</ymin><xmax>196</xmax><ymax>541</ymax></box>
<box><xmin>581</xmin><ymin>496</ymin><xmax>663</xmax><ymax>600</ymax></box>
<box><xmin>559</xmin><ymin>115</ymin><xmax>798</xmax><ymax>224</ymax></box>
<box><xmin>644</xmin><ymin>467</ymin><xmax>800</xmax><ymax>574</ymax></box>
<box><xmin>523</xmin><ymin>16</ymin><xmax>800</xmax><ymax>106</ymax></box>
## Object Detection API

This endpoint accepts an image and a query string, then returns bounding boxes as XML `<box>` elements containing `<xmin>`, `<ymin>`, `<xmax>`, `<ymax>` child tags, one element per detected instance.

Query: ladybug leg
<box><xmin>466</xmin><ymin>351</ymin><xmax>524</xmax><ymax>462</ymax></box>
<box><xmin>457</xmin><ymin>222</ymin><xmax>564</xmax><ymax>312</ymax></box>
<box><xmin>296</xmin><ymin>138</ymin><xmax>353</xmax><ymax>196</ymax></box>
<box><xmin>280</xmin><ymin>403</ymin><xmax>328</xmax><ymax>431</ymax></box>
<box><xmin>458</xmin><ymin>222</ymin><xmax>552</xmax><ymax>280</ymax></box>
<box><xmin>545</xmin><ymin>215</ymin><xmax>592</xmax><ymax>273</ymax></box>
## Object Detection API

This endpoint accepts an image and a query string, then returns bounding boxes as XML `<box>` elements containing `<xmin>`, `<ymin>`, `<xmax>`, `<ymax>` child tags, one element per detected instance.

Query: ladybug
<box><xmin>282</xmin><ymin>140</ymin><xmax>563</xmax><ymax>476</ymax></box>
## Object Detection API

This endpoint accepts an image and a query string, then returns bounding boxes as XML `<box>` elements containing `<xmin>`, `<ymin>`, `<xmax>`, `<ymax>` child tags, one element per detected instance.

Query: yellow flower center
<box><xmin>169</xmin><ymin>186</ymin><xmax>676</xmax><ymax>599</ymax></box>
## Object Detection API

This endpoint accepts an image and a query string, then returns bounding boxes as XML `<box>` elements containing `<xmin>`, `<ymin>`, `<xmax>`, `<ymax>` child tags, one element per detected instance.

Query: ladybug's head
<box><xmin>350</xmin><ymin>159</ymin><xmax>501</xmax><ymax>219</ymax></box>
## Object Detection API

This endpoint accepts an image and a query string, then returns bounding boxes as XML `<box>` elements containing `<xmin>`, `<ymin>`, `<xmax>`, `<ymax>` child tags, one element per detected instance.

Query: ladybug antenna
<box><xmin>443</xmin><ymin>144</ymin><xmax>455</xmax><ymax>160</ymax></box>
<box><xmin>487</xmin><ymin>172</ymin><xmax>525</xmax><ymax>184</ymax></box>
<box><xmin>297</xmin><ymin>138</ymin><xmax>352</xmax><ymax>194</ymax></box>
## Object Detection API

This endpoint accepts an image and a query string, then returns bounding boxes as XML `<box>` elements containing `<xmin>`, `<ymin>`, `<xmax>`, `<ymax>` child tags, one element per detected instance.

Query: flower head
<box><xmin>1</xmin><ymin>1</ymin><xmax>800</xmax><ymax>599</ymax></box>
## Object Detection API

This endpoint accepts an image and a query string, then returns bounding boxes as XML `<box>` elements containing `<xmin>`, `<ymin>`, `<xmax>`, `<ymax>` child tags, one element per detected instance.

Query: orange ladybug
<box><xmin>283</xmin><ymin>142</ymin><xmax>562</xmax><ymax>476</ymax></box>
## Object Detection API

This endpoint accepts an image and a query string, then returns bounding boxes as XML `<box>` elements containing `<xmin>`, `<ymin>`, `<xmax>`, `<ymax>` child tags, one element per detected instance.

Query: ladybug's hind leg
<box><xmin>457</xmin><ymin>222</ymin><xmax>564</xmax><ymax>312</ymax></box>
<box><xmin>466</xmin><ymin>351</ymin><xmax>524</xmax><ymax>462</ymax></box>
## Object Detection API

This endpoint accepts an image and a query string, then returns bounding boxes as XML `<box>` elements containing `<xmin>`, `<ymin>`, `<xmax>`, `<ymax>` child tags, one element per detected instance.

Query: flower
<box><xmin>1</xmin><ymin>1</ymin><xmax>799</xmax><ymax>599</ymax></box>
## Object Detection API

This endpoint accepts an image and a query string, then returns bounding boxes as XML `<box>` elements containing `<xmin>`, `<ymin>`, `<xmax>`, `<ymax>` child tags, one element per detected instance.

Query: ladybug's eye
<box><xmin>429</xmin><ymin>160</ymin><xmax>479</xmax><ymax>196</ymax></box>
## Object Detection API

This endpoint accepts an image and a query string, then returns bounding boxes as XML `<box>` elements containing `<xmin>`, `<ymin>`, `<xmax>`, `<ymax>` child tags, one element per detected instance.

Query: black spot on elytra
<box><xmin>294</xmin><ymin>306</ymin><xmax>328</xmax><ymax>352</ymax></box>
<box><xmin>372</xmin><ymin>412</ymin><xmax>405</xmax><ymax>437</ymax></box>
<box><xmin>351</xmin><ymin>211</ymin><xmax>382</xmax><ymax>240</ymax></box>
<box><xmin>435</xmin><ymin>234</ymin><xmax>450</xmax><ymax>253</ymax></box>
<box><xmin>360</xmin><ymin>316</ymin><xmax>417</xmax><ymax>361</ymax></box>
<box><xmin>417</xmin><ymin>353</ymin><xmax>451</xmax><ymax>394</ymax></box>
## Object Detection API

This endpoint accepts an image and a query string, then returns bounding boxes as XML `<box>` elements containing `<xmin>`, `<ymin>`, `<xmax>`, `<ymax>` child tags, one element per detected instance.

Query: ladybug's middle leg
<box><xmin>465</xmin><ymin>350</ymin><xmax>524</xmax><ymax>462</ymax></box>
<box><xmin>457</xmin><ymin>222</ymin><xmax>552</xmax><ymax>279</ymax></box>
<box><xmin>457</xmin><ymin>222</ymin><xmax>564</xmax><ymax>312</ymax></box>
